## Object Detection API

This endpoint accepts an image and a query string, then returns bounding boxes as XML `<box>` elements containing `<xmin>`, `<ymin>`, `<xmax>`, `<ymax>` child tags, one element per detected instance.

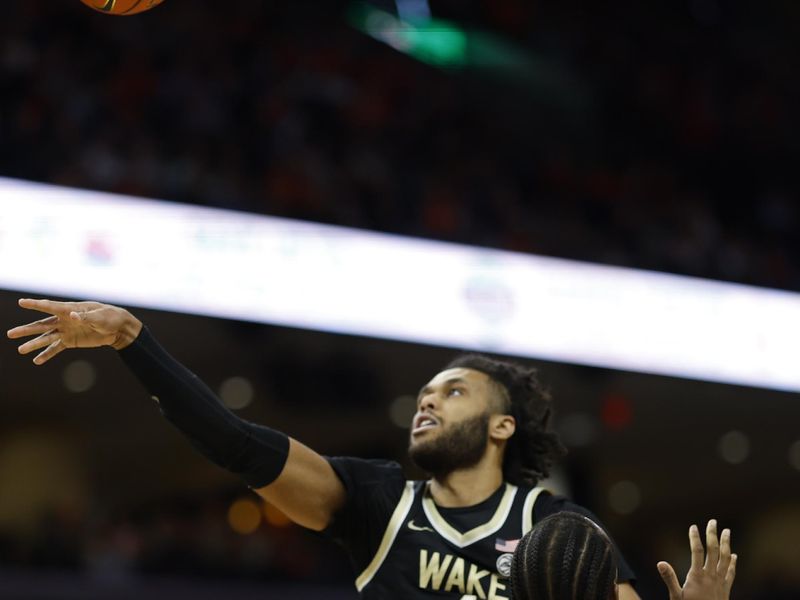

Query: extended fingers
<box><xmin>724</xmin><ymin>553</ymin><xmax>737</xmax><ymax>596</ymax></box>
<box><xmin>17</xmin><ymin>298</ymin><xmax>72</xmax><ymax>315</ymax></box>
<box><xmin>689</xmin><ymin>524</ymin><xmax>704</xmax><ymax>571</ymax></box>
<box><xmin>656</xmin><ymin>561</ymin><xmax>682</xmax><ymax>600</ymax></box>
<box><xmin>17</xmin><ymin>331</ymin><xmax>61</xmax><ymax>356</ymax></box>
<box><xmin>717</xmin><ymin>528</ymin><xmax>731</xmax><ymax>578</ymax></box>
<box><xmin>704</xmin><ymin>519</ymin><xmax>719</xmax><ymax>570</ymax></box>
<box><xmin>7</xmin><ymin>315</ymin><xmax>59</xmax><ymax>340</ymax></box>
<box><xmin>33</xmin><ymin>339</ymin><xmax>65</xmax><ymax>365</ymax></box>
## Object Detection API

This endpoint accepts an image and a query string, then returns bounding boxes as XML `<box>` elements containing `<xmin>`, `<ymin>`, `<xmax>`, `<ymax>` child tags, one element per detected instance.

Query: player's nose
<box><xmin>419</xmin><ymin>393</ymin><xmax>438</xmax><ymax>412</ymax></box>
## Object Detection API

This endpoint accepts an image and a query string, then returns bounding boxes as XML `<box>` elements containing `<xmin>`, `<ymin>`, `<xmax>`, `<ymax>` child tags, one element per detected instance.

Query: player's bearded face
<box><xmin>408</xmin><ymin>410</ymin><xmax>490</xmax><ymax>478</ymax></box>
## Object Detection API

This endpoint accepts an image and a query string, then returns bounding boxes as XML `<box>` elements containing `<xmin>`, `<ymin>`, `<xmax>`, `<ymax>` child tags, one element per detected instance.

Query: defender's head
<box><xmin>511</xmin><ymin>511</ymin><xmax>619</xmax><ymax>600</ymax></box>
<box><xmin>408</xmin><ymin>353</ymin><xmax>565</xmax><ymax>485</ymax></box>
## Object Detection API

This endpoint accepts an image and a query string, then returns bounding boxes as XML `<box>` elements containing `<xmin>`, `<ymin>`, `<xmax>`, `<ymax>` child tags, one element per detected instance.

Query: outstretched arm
<box><xmin>657</xmin><ymin>519</ymin><xmax>737</xmax><ymax>600</ymax></box>
<box><xmin>7</xmin><ymin>298</ymin><xmax>346</xmax><ymax>531</ymax></box>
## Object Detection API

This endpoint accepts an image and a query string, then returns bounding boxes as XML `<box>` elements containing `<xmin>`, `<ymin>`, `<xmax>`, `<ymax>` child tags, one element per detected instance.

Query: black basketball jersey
<box><xmin>324</xmin><ymin>457</ymin><xmax>635</xmax><ymax>599</ymax></box>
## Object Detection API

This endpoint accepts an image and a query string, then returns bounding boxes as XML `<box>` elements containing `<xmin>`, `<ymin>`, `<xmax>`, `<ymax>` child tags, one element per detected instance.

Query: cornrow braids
<box><xmin>558</xmin><ymin>526</ymin><xmax>579</xmax><ymax>599</ymax></box>
<box><xmin>443</xmin><ymin>354</ymin><xmax>566</xmax><ymax>486</ymax></box>
<box><xmin>510</xmin><ymin>512</ymin><xmax>618</xmax><ymax>600</ymax></box>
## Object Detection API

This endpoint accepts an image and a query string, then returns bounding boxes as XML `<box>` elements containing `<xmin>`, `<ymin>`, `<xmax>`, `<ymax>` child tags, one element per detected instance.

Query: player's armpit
<box><xmin>253</xmin><ymin>438</ymin><xmax>347</xmax><ymax>531</ymax></box>
<box><xmin>618</xmin><ymin>582</ymin><xmax>642</xmax><ymax>600</ymax></box>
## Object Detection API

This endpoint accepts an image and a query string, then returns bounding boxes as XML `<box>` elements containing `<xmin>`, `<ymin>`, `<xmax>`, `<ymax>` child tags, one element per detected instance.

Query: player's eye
<box><xmin>447</xmin><ymin>387</ymin><xmax>464</xmax><ymax>397</ymax></box>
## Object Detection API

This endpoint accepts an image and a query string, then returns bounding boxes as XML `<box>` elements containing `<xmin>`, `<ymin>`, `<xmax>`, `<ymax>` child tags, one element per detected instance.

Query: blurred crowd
<box><xmin>0</xmin><ymin>488</ymin><xmax>348</xmax><ymax>586</ymax></box>
<box><xmin>2</xmin><ymin>0</ymin><xmax>799</xmax><ymax>292</ymax></box>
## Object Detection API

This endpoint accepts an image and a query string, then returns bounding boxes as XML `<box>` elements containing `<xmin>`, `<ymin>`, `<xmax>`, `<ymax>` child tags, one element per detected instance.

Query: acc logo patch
<box><xmin>496</xmin><ymin>552</ymin><xmax>513</xmax><ymax>578</ymax></box>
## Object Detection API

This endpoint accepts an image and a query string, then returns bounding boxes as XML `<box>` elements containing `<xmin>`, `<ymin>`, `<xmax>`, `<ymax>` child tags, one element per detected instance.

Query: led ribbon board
<box><xmin>1</xmin><ymin>176</ymin><xmax>798</xmax><ymax>391</ymax></box>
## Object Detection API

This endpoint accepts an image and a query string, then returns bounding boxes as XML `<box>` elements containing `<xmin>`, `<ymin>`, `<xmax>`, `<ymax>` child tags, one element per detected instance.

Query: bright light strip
<box><xmin>1</xmin><ymin>176</ymin><xmax>798</xmax><ymax>391</ymax></box>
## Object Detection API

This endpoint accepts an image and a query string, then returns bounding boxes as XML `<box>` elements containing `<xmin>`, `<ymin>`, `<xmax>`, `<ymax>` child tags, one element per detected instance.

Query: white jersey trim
<box><xmin>422</xmin><ymin>482</ymin><xmax>518</xmax><ymax>548</ymax></box>
<box><xmin>355</xmin><ymin>481</ymin><xmax>416</xmax><ymax>592</ymax></box>
<box><xmin>522</xmin><ymin>486</ymin><xmax>547</xmax><ymax>535</ymax></box>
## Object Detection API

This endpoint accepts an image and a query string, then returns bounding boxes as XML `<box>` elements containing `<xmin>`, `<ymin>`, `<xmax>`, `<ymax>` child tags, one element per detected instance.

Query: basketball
<box><xmin>80</xmin><ymin>0</ymin><xmax>165</xmax><ymax>16</ymax></box>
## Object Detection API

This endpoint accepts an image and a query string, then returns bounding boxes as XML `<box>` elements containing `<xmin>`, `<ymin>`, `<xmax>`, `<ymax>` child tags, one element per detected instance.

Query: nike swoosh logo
<box><xmin>407</xmin><ymin>520</ymin><xmax>434</xmax><ymax>533</ymax></box>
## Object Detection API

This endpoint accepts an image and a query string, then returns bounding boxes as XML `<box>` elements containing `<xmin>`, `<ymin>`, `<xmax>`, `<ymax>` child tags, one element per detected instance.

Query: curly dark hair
<box><xmin>443</xmin><ymin>353</ymin><xmax>566</xmax><ymax>487</ymax></box>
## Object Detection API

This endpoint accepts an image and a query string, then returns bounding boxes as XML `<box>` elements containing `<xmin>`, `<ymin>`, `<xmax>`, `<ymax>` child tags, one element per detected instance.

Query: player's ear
<box><xmin>489</xmin><ymin>414</ymin><xmax>515</xmax><ymax>441</ymax></box>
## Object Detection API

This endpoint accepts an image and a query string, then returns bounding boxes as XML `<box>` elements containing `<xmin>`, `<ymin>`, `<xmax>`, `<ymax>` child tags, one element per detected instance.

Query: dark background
<box><xmin>1</xmin><ymin>1</ymin><xmax>799</xmax><ymax>598</ymax></box>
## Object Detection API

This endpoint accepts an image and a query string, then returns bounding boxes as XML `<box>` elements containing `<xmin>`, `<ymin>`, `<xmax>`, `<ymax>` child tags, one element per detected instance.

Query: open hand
<box><xmin>7</xmin><ymin>298</ymin><xmax>142</xmax><ymax>364</ymax></box>
<box><xmin>657</xmin><ymin>519</ymin><xmax>736</xmax><ymax>600</ymax></box>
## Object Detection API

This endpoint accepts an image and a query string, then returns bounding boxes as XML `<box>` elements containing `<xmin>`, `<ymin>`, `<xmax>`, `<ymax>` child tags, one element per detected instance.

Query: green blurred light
<box><xmin>348</xmin><ymin>3</ymin><xmax>468</xmax><ymax>67</ymax></box>
<box><xmin>347</xmin><ymin>1</ymin><xmax>590</xmax><ymax>113</ymax></box>
<box><xmin>404</xmin><ymin>21</ymin><xmax>467</xmax><ymax>66</ymax></box>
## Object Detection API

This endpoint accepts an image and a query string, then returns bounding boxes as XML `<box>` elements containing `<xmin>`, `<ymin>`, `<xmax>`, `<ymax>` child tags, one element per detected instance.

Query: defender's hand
<box><xmin>7</xmin><ymin>298</ymin><xmax>142</xmax><ymax>364</ymax></box>
<box><xmin>657</xmin><ymin>520</ymin><xmax>737</xmax><ymax>600</ymax></box>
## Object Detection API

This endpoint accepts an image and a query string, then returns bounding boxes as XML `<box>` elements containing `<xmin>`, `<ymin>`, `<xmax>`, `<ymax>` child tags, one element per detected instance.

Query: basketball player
<box><xmin>511</xmin><ymin>513</ymin><xmax>736</xmax><ymax>600</ymax></box>
<box><xmin>8</xmin><ymin>298</ymin><xmax>641</xmax><ymax>599</ymax></box>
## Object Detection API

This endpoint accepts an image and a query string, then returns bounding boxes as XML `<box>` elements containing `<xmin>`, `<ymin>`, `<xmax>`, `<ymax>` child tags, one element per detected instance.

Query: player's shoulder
<box><xmin>532</xmin><ymin>489</ymin><xmax>596</xmax><ymax>521</ymax></box>
<box><xmin>326</xmin><ymin>455</ymin><xmax>407</xmax><ymax>487</ymax></box>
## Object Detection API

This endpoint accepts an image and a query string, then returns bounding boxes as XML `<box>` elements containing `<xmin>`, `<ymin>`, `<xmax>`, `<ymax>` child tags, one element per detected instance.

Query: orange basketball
<box><xmin>80</xmin><ymin>0</ymin><xmax>165</xmax><ymax>16</ymax></box>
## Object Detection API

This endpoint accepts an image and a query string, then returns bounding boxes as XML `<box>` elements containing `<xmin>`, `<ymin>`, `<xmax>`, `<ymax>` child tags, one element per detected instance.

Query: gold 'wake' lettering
<box><xmin>466</xmin><ymin>563</ymin><xmax>489</xmax><ymax>599</ymax></box>
<box><xmin>418</xmin><ymin>549</ymin><xmax>507</xmax><ymax>598</ymax></box>
<box><xmin>488</xmin><ymin>574</ymin><xmax>508</xmax><ymax>600</ymax></box>
<box><xmin>445</xmin><ymin>557</ymin><xmax>466</xmax><ymax>593</ymax></box>
<box><xmin>419</xmin><ymin>550</ymin><xmax>453</xmax><ymax>590</ymax></box>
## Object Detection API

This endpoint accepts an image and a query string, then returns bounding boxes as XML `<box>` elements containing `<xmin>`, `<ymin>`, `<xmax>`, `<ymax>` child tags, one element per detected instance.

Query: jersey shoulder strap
<box><xmin>355</xmin><ymin>480</ymin><xmax>416</xmax><ymax>592</ymax></box>
<box><xmin>522</xmin><ymin>485</ymin><xmax>550</xmax><ymax>536</ymax></box>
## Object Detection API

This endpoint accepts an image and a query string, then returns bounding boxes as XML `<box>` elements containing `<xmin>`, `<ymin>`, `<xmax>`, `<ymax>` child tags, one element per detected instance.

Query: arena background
<box><xmin>1</xmin><ymin>1</ymin><xmax>799</xmax><ymax>598</ymax></box>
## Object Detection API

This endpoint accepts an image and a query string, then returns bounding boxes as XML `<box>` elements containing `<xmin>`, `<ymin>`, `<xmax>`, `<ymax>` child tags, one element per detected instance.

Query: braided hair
<box><xmin>443</xmin><ymin>354</ymin><xmax>566</xmax><ymax>486</ymax></box>
<box><xmin>510</xmin><ymin>511</ymin><xmax>618</xmax><ymax>600</ymax></box>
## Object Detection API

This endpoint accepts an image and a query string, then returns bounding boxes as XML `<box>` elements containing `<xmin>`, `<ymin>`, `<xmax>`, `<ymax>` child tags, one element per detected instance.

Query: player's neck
<box><xmin>428</xmin><ymin>456</ymin><xmax>504</xmax><ymax>508</ymax></box>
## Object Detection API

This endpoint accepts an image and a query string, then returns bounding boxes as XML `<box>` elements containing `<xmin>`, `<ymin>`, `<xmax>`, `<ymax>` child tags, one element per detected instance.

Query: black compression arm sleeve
<box><xmin>117</xmin><ymin>326</ymin><xmax>289</xmax><ymax>488</ymax></box>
